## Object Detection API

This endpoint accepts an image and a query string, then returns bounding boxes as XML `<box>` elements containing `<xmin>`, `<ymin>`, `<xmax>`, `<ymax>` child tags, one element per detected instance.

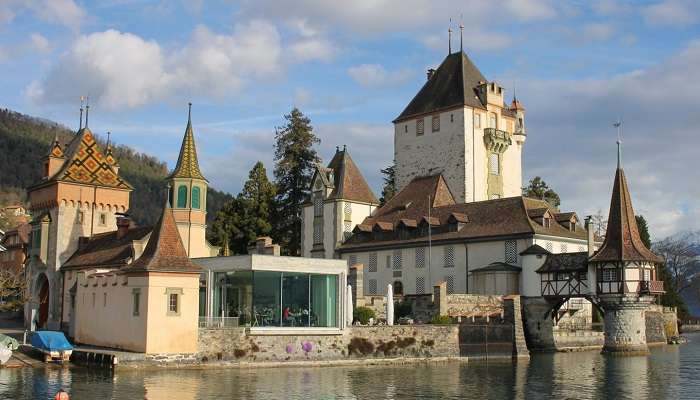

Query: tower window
<box><xmin>404</xmin><ymin>124</ymin><xmax>408</xmax><ymax>133</ymax></box>
<box><xmin>490</xmin><ymin>113</ymin><xmax>497</xmax><ymax>129</ymax></box>
<box><xmin>99</xmin><ymin>213</ymin><xmax>107</xmax><ymax>226</ymax></box>
<box><xmin>416</xmin><ymin>119</ymin><xmax>424</xmax><ymax>136</ymax></box>
<box><xmin>489</xmin><ymin>153</ymin><xmax>500</xmax><ymax>175</ymax></box>
<box><xmin>475</xmin><ymin>114</ymin><xmax>481</xmax><ymax>128</ymax></box>
<box><xmin>177</xmin><ymin>185</ymin><xmax>188</xmax><ymax>208</ymax></box>
<box><xmin>432</xmin><ymin>116</ymin><xmax>440</xmax><ymax>132</ymax></box>
<box><xmin>192</xmin><ymin>186</ymin><xmax>201</xmax><ymax>209</ymax></box>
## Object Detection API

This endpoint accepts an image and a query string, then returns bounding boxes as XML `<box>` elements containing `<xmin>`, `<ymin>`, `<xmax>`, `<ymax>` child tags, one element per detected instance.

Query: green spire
<box><xmin>169</xmin><ymin>102</ymin><xmax>207</xmax><ymax>181</ymax></box>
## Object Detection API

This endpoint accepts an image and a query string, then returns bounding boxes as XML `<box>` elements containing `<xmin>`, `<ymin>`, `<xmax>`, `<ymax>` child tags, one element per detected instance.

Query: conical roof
<box><xmin>395</xmin><ymin>51</ymin><xmax>487</xmax><ymax>122</ymax></box>
<box><xmin>169</xmin><ymin>105</ymin><xmax>207</xmax><ymax>181</ymax></box>
<box><xmin>125</xmin><ymin>201</ymin><xmax>201</xmax><ymax>273</ymax></box>
<box><xmin>589</xmin><ymin>167</ymin><xmax>663</xmax><ymax>263</ymax></box>
<box><xmin>326</xmin><ymin>148</ymin><xmax>378</xmax><ymax>204</ymax></box>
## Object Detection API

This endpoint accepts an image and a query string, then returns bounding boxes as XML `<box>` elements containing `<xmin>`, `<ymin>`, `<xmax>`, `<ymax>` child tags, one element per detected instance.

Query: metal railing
<box><xmin>199</xmin><ymin>317</ymin><xmax>240</xmax><ymax>329</ymax></box>
<box><xmin>639</xmin><ymin>280</ymin><xmax>664</xmax><ymax>294</ymax></box>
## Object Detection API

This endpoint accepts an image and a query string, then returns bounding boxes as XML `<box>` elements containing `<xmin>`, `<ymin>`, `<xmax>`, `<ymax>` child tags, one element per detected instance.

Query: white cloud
<box><xmin>581</xmin><ymin>22</ymin><xmax>615</xmax><ymax>42</ymax></box>
<box><xmin>348</xmin><ymin>64</ymin><xmax>413</xmax><ymax>88</ymax></box>
<box><xmin>29</xmin><ymin>33</ymin><xmax>51</xmax><ymax>53</ymax></box>
<box><xmin>517</xmin><ymin>40</ymin><xmax>700</xmax><ymax>237</ymax></box>
<box><xmin>0</xmin><ymin>32</ymin><xmax>51</xmax><ymax>63</ymax></box>
<box><xmin>289</xmin><ymin>37</ymin><xmax>337</xmax><ymax>62</ymax></box>
<box><xmin>26</xmin><ymin>21</ymin><xmax>284</xmax><ymax>109</ymax></box>
<box><xmin>642</xmin><ymin>0</ymin><xmax>700</xmax><ymax>27</ymax></box>
<box><xmin>29</xmin><ymin>0</ymin><xmax>85</xmax><ymax>30</ymax></box>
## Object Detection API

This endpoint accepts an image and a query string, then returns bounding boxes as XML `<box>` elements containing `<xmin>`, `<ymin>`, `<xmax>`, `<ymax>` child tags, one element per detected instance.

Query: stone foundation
<box><xmin>521</xmin><ymin>297</ymin><xmax>556</xmax><ymax>351</ymax></box>
<box><xmin>600</xmin><ymin>295</ymin><xmax>654</xmax><ymax>354</ymax></box>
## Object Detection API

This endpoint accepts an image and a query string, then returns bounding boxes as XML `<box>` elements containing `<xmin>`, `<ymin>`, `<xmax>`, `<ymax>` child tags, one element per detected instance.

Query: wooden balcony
<box><xmin>639</xmin><ymin>280</ymin><xmax>665</xmax><ymax>294</ymax></box>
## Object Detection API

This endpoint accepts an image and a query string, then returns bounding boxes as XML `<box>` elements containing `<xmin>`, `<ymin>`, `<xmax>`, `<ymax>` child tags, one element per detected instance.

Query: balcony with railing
<box><xmin>639</xmin><ymin>280</ymin><xmax>665</xmax><ymax>294</ymax></box>
<box><xmin>483</xmin><ymin>128</ymin><xmax>512</xmax><ymax>153</ymax></box>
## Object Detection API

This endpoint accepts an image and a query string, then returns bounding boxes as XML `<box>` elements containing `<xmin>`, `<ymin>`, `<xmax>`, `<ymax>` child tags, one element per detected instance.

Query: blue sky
<box><xmin>1</xmin><ymin>0</ymin><xmax>699</xmax><ymax>239</ymax></box>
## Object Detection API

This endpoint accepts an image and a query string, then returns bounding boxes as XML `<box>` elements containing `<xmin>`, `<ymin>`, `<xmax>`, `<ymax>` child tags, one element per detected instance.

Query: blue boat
<box><xmin>30</xmin><ymin>331</ymin><xmax>73</xmax><ymax>362</ymax></box>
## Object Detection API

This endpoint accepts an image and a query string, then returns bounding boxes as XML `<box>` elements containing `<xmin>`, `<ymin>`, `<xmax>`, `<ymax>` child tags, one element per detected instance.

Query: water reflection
<box><xmin>2</xmin><ymin>334</ymin><xmax>698</xmax><ymax>400</ymax></box>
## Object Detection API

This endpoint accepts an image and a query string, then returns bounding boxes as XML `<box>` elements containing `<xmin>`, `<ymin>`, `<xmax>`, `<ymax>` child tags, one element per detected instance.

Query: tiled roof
<box><xmin>589</xmin><ymin>167</ymin><xmax>664</xmax><ymax>263</ymax></box>
<box><xmin>124</xmin><ymin>203</ymin><xmax>201</xmax><ymax>273</ymax></box>
<box><xmin>472</xmin><ymin>262</ymin><xmax>522</xmax><ymax>273</ymax></box>
<box><xmin>169</xmin><ymin>107</ymin><xmax>207</xmax><ymax>181</ymax></box>
<box><xmin>395</xmin><ymin>51</ymin><xmax>487</xmax><ymax>122</ymax></box>
<box><xmin>536</xmin><ymin>252</ymin><xmax>589</xmax><ymax>273</ymax></box>
<box><xmin>325</xmin><ymin>148</ymin><xmax>378</xmax><ymax>204</ymax></box>
<box><xmin>33</xmin><ymin>127</ymin><xmax>132</xmax><ymax>190</ymax></box>
<box><xmin>520</xmin><ymin>244</ymin><xmax>550</xmax><ymax>256</ymax></box>
<box><xmin>62</xmin><ymin>226</ymin><xmax>152</xmax><ymax>270</ymax></box>
<box><xmin>340</xmin><ymin>176</ymin><xmax>587</xmax><ymax>251</ymax></box>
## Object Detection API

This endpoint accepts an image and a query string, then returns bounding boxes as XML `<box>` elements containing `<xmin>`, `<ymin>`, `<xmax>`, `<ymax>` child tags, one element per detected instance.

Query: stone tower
<box><xmin>167</xmin><ymin>104</ymin><xmax>219</xmax><ymax>258</ymax></box>
<box><xmin>26</xmin><ymin>124</ymin><xmax>132</xmax><ymax>330</ymax></box>
<box><xmin>393</xmin><ymin>51</ymin><xmax>526</xmax><ymax>203</ymax></box>
<box><xmin>589</xmin><ymin>144</ymin><xmax>665</xmax><ymax>353</ymax></box>
<box><xmin>302</xmin><ymin>146</ymin><xmax>379</xmax><ymax>258</ymax></box>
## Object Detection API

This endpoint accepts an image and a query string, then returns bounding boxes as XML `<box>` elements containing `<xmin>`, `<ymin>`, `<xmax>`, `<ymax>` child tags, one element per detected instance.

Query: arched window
<box><xmin>192</xmin><ymin>186</ymin><xmax>201</xmax><ymax>209</ymax></box>
<box><xmin>177</xmin><ymin>185</ymin><xmax>188</xmax><ymax>208</ymax></box>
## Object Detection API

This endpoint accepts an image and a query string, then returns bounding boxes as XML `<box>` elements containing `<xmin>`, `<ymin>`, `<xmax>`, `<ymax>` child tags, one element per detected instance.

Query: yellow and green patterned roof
<box><xmin>51</xmin><ymin>127</ymin><xmax>132</xmax><ymax>189</ymax></box>
<box><xmin>169</xmin><ymin>108</ymin><xmax>207</xmax><ymax>182</ymax></box>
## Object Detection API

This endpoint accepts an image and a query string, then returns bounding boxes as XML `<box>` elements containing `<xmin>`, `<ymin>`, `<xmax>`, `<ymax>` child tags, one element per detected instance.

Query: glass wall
<box><xmin>212</xmin><ymin>270</ymin><xmax>339</xmax><ymax>328</ymax></box>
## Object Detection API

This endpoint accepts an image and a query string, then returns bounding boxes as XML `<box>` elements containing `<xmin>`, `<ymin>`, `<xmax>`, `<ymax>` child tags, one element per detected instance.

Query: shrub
<box><xmin>394</xmin><ymin>299</ymin><xmax>413</xmax><ymax>319</ymax></box>
<box><xmin>429</xmin><ymin>315</ymin><xmax>452</xmax><ymax>325</ymax></box>
<box><xmin>354</xmin><ymin>307</ymin><xmax>376</xmax><ymax>325</ymax></box>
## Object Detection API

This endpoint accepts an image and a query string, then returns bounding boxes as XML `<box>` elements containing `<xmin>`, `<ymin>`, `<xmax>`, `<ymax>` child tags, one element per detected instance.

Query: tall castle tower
<box><xmin>26</xmin><ymin>115</ymin><xmax>132</xmax><ymax>330</ymax></box>
<box><xmin>393</xmin><ymin>51</ymin><xmax>526</xmax><ymax>203</ymax></box>
<box><xmin>167</xmin><ymin>104</ymin><xmax>219</xmax><ymax>258</ymax></box>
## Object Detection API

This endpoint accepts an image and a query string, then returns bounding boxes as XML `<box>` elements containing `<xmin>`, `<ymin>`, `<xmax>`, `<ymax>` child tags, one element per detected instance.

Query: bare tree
<box><xmin>0</xmin><ymin>270</ymin><xmax>27</xmax><ymax>312</ymax></box>
<box><xmin>654</xmin><ymin>234</ymin><xmax>700</xmax><ymax>295</ymax></box>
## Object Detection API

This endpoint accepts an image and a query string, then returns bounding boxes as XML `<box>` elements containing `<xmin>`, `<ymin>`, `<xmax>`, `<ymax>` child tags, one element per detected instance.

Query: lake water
<box><xmin>2</xmin><ymin>333</ymin><xmax>700</xmax><ymax>399</ymax></box>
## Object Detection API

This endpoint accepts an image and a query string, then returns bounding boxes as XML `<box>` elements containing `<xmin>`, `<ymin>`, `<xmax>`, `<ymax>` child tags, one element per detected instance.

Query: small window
<box><xmin>416</xmin><ymin>119</ymin><xmax>424</xmax><ymax>136</ymax></box>
<box><xmin>368</xmin><ymin>279</ymin><xmax>378</xmax><ymax>295</ymax></box>
<box><xmin>132</xmin><ymin>289</ymin><xmax>140</xmax><ymax>316</ymax></box>
<box><xmin>415</xmin><ymin>247</ymin><xmax>426</xmax><ymax>268</ymax></box>
<box><xmin>505</xmin><ymin>240</ymin><xmax>517</xmax><ymax>264</ymax></box>
<box><xmin>404</xmin><ymin>124</ymin><xmax>408</xmax><ymax>133</ymax></box>
<box><xmin>103</xmin><ymin>292</ymin><xmax>107</xmax><ymax>307</ymax></box>
<box><xmin>192</xmin><ymin>186</ymin><xmax>201</xmax><ymax>209</ymax></box>
<box><xmin>169</xmin><ymin>293</ymin><xmax>178</xmax><ymax>313</ymax></box>
<box><xmin>386</xmin><ymin>255</ymin><xmax>391</xmax><ymax>269</ymax></box>
<box><xmin>92</xmin><ymin>292</ymin><xmax>96</xmax><ymax>308</ymax></box>
<box><xmin>444</xmin><ymin>246</ymin><xmax>455</xmax><ymax>268</ymax></box>
<box><xmin>393</xmin><ymin>249</ymin><xmax>402</xmax><ymax>270</ymax></box>
<box><xmin>602</xmin><ymin>268</ymin><xmax>617</xmax><ymax>282</ymax></box>
<box><xmin>416</xmin><ymin>276</ymin><xmax>426</xmax><ymax>294</ymax></box>
<box><xmin>314</xmin><ymin>196</ymin><xmax>323</xmax><ymax>217</ymax></box>
<box><xmin>445</xmin><ymin>275</ymin><xmax>455</xmax><ymax>294</ymax></box>
<box><xmin>475</xmin><ymin>114</ymin><xmax>481</xmax><ymax>128</ymax></box>
<box><xmin>368</xmin><ymin>252</ymin><xmax>378</xmax><ymax>272</ymax></box>
<box><xmin>77</xmin><ymin>211</ymin><xmax>84</xmax><ymax>225</ymax></box>
<box><xmin>313</xmin><ymin>222</ymin><xmax>323</xmax><ymax>244</ymax></box>
<box><xmin>177</xmin><ymin>185</ymin><xmax>188</xmax><ymax>208</ymax></box>
<box><xmin>99</xmin><ymin>213</ymin><xmax>107</xmax><ymax>226</ymax></box>
<box><xmin>544</xmin><ymin>218</ymin><xmax>551</xmax><ymax>228</ymax></box>
<box><xmin>489</xmin><ymin>153</ymin><xmax>500</xmax><ymax>175</ymax></box>
<box><xmin>393</xmin><ymin>281</ymin><xmax>404</xmax><ymax>295</ymax></box>
<box><xmin>432</xmin><ymin>115</ymin><xmax>440</xmax><ymax>132</ymax></box>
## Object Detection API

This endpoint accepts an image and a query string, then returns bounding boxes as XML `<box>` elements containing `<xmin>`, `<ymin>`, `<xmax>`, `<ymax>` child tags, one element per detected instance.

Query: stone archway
<box><xmin>35</xmin><ymin>274</ymin><xmax>50</xmax><ymax>329</ymax></box>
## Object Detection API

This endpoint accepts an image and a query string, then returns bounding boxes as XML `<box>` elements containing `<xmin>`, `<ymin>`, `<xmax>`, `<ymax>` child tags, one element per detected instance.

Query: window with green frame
<box><xmin>192</xmin><ymin>186</ymin><xmax>201</xmax><ymax>209</ymax></box>
<box><xmin>177</xmin><ymin>185</ymin><xmax>188</xmax><ymax>208</ymax></box>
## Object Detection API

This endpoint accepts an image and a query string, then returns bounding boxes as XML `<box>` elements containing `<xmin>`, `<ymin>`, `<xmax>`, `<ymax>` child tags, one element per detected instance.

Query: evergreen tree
<box><xmin>272</xmin><ymin>108</ymin><xmax>320</xmax><ymax>255</ymax></box>
<box><xmin>379</xmin><ymin>163</ymin><xmax>396</xmax><ymax>206</ymax></box>
<box><xmin>636</xmin><ymin>215</ymin><xmax>651</xmax><ymax>248</ymax></box>
<box><xmin>523</xmin><ymin>176</ymin><xmax>561</xmax><ymax>208</ymax></box>
<box><xmin>211</xmin><ymin>162</ymin><xmax>276</xmax><ymax>255</ymax></box>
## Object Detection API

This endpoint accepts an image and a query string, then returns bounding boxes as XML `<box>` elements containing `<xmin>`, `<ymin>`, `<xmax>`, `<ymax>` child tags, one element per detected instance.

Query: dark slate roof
<box><xmin>123</xmin><ymin>204</ymin><xmax>201</xmax><ymax>273</ymax></box>
<box><xmin>339</xmin><ymin>175</ymin><xmax>587</xmax><ymax>251</ymax></box>
<box><xmin>326</xmin><ymin>148</ymin><xmax>378</xmax><ymax>204</ymax></box>
<box><xmin>536</xmin><ymin>252</ymin><xmax>589</xmax><ymax>273</ymax></box>
<box><xmin>395</xmin><ymin>51</ymin><xmax>487</xmax><ymax>122</ymax></box>
<box><xmin>520</xmin><ymin>244</ymin><xmax>550</xmax><ymax>256</ymax></box>
<box><xmin>62</xmin><ymin>226</ymin><xmax>152</xmax><ymax>270</ymax></box>
<box><xmin>589</xmin><ymin>168</ymin><xmax>664</xmax><ymax>263</ymax></box>
<box><xmin>471</xmin><ymin>262</ymin><xmax>522</xmax><ymax>273</ymax></box>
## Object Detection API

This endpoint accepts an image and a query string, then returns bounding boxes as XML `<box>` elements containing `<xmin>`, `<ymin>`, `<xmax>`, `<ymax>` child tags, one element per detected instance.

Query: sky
<box><xmin>0</xmin><ymin>0</ymin><xmax>698</xmax><ymax>240</ymax></box>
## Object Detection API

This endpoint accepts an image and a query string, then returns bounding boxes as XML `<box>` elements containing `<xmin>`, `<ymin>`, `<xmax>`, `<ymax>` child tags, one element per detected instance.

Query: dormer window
<box><xmin>544</xmin><ymin>217</ymin><xmax>551</xmax><ymax>228</ymax></box>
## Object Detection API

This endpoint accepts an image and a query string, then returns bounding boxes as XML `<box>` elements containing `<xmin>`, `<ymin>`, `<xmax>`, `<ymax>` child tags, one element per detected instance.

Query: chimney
<box><xmin>116</xmin><ymin>213</ymin><xmax>132</xmax><ymax>239</ymax></box>
<box><xmin>248</xmin><ymin>236</ymin><xmax>280</xmax><ymax>256</ymax></box>
<box><xmin>426</xmin><ymin>68</ymin><xmax>436</xmax><ymax>80</ymax></box>
<box><xmin>585</xmin><ymin>216</ymin><xmax>595</xmax><ymax>256</ymax></box>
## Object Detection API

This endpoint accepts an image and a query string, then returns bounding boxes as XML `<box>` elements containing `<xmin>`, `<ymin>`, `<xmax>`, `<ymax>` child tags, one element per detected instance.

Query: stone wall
<box><xmin>410</xmin><ymin>282</ymin><xmax>504</xmax><ymax>323</ymax></box>
<box><xmin>521</xmin><ymin>297</ymin><xmax>556</xmax><ymax>352</ymax></box>
<box><xmin>645</xmin><ymin>310</ymin><xmax>666</xmax><ymax>344</ymax></box>
<box><xmin>197</xmin><ymin>325</ymin><xmax>460</xmax><ymax>363</ymax></box>
<box><xmin>553</xmin><ymin>331</ymin><xmax>604</xmax><ymax>350</ymax></box>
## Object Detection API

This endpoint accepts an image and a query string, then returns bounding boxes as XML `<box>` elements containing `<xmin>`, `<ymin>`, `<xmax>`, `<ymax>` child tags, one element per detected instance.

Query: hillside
<box><xmin>0</xmin><ymin>108</ymin><xmax>232</xmax><ymax>228</ymax></box>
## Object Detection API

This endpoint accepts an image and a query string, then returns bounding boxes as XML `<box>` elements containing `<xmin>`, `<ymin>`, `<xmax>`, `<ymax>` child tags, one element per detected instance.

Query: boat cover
<box><xmin>30</xmin><ymin>331</ymin><xmax>73</xmax><ymax>352</ymax></box>
<box><xmin>0</xmin><ymin>333</ymin><xmax>19</xmax><ymax>350</ymax></box>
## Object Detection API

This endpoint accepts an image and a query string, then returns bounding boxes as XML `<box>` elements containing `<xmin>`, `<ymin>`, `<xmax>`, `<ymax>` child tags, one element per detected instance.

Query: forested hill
<box><xmin>0</xmin><ymin>108</ymin><xmax>232</xmax><ymax>228</ymax></box>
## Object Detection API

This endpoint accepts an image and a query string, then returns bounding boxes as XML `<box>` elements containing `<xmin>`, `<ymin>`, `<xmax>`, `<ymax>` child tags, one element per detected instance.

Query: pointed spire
<box><xmin>79</xmin><ymin>96</ymin><xmax>85</xmax><ymax>130</ymax></box>
<box><xmin>589</xmin><ymin>149</ymin><xmax>663</xmax><ymax>264</ymax></box>
<box><xmin>47</xmin><ymin>134</ymin><xmax>64</xmax><ymax>158</ymax></box>
<box><xmin>169</xmin><ymin>102</ymin><xmax>207</xmax><ymax>181</ymax></box>
<box><xmin>459</xmin><ymin>14</ymin><xmax>464</xmax><ymax>52</ymax></box>
<box><xmin>448</xmin><ymin>18</ymin><xmax>452</xmax><ymax>54</ymax></box>
<box><xmin>614</xmin><ymin>119</ymin><xmax>623</xmax><ymax>169</ymax></box>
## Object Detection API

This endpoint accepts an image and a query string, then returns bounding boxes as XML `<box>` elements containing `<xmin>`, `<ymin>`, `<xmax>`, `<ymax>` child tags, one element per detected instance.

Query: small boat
<box><xmin>0</xmin><ymin>333</ymin><xmax>19</xmax><ymax>365</ymax></box>
<box><xmin>30</xmin><ymin>331</ymin><xmax>73</xmax><ymax>363</ymax></box>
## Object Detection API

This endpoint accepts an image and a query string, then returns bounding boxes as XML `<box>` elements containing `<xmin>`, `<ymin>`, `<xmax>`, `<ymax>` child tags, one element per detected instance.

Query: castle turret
<box><xmin>590</xmin><ymin>141</ymin><xmax>664</xmax><ymax>354</ymax></box>
<box><xmin>167</xmin><ymin>103</ymin><xmax>219</xmax><ymax>258</ymax></box>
